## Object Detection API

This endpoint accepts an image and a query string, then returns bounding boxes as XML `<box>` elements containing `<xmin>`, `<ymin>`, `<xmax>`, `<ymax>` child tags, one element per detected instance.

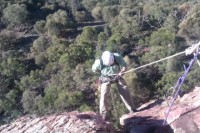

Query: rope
<box><xmin>162</xmin><ymin>49</ymin><xmax>200</xmax><ymax>125</ymax></box>
<box><xmin>107</xmin><ymin>42</ymin><xmax>200</xmax><ymax>76</ymax></box>
<box><xmin>123</xmin><ymin>51</ymin><xmax>185</xmax><ymax>74</ymax></box>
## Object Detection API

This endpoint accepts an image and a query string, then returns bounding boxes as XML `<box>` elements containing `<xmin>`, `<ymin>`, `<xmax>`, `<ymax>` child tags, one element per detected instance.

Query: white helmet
<box><xmin>101</xmin><ymin>51</ymin><xmax>114</xmax><ymax>66</ymax></box>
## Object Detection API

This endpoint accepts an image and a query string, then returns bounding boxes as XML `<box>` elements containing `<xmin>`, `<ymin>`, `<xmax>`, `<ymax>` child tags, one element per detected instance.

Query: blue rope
<box><xmin>163</xmin><ymin>49</ymin><xmax>200</xmax><ymax>125</ymax></box>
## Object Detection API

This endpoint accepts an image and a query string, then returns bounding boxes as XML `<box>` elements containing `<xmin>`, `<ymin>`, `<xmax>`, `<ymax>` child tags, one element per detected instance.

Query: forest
<box><xmin>0</xmin><ymin>0</ymin><xmax>200</xmax><ymax>128</ymax></box>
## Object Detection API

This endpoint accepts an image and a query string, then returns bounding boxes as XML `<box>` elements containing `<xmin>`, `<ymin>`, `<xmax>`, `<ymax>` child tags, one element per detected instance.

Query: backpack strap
<box><xmin>99</xmin><ymin>57</ymin><xmax>104</xmax><ymax>70</ymax></box>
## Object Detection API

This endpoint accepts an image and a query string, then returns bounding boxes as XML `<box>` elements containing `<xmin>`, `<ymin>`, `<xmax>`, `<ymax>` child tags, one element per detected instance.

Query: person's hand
<box><xmin>118</xmin><ymin>72</ymin><xmax>123</xmax><ymax>77</ymax></box>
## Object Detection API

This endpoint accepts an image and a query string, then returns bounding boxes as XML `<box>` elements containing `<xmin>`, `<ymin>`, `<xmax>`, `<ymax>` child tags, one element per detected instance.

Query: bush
<box><xmin>3</xmin><ymin>4</ymin><xmax>28</xmax><ymax>25</ymax></box>
<box><xmin>92</xmin><ymin>6</ymin><xmax>103</xmax><ymax>20</ymax></box>
<box><xmin>34</xmin><ymin>20</ymin><xmax>46</xmax><ymax>34</ymax></box>
<box><xmin>75</xmin><ymin>11</ymin><xmax>93</xmax><ymax>22</ymax></box>
<box><xmin>102</xmin><ymin>6</ymin><xmax>121</xmax><ymax>22</ymax></box>
<box><xmin>21</xmin><ymin>90</ymin><xmax>37</xmax><ymax>113</ymax></box>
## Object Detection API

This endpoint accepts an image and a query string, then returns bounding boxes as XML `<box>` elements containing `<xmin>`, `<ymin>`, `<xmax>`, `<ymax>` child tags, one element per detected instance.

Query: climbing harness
<box><xmin>99</xmin><ymin>75</ymin><xmax>121</xmax><ymax>83</ymax></box>
<box><xmin>163</xmin><ymin>46</ymin><xmax>200</xmax><ymax>125</ymax></box>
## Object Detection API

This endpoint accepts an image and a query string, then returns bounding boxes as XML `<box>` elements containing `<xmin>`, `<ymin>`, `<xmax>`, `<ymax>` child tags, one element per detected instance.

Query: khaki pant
<box><xmin>99</xmin><ymin>78</ymin><xmax>133</xmax><ymax>117</ymax></box>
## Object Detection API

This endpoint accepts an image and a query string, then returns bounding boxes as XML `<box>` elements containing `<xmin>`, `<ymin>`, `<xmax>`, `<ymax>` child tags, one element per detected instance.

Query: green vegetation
<box><xmin>0</xmin><ymin>0</ymin><xmax>200</xmax><ymax>129</ymax></box>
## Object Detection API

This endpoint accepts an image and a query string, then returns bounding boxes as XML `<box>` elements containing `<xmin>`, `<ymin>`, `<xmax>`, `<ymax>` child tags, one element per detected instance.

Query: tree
<box><xmin>82</xmin><ymin>0</ymin><xmax>98</xmax><ymax>11</ymax></box>
<box><xmin>3</xmin><ymin>4</ymin><xmax>28</xmax><ymax>25</ymax></box>
<box><xmin>0</xmin><ymin>31</ymin><xmax>16</xmax><ymax>51</ymax></box>
<box><xmin>44</xmin><ymin>9</ymin><xmax>75</xmax><ymax>38</ymax></box>
<box><xmin>76</xmin><ymin>27</ymin><xmax>97</xmax><ymax>59</ymax></box>
<box><xmin>102</xmin><ymin>6</ymin><xmax>121</xmax><ymax>22</ymax></box>
<box><xmin>31</xmin><ymin>36</ymin><xmax>49</xmax><ymax>56</ymax></box>
<box><xmin>92</xmin><ymin>6</ymin><xmax>103</xmax><ymax>20</ymax></box>
<box><xmin>0</xmin><ymin>0</ymin><xmax>6</xmax><ymax>13</ymax></box>
<box><xmin>74</xmin><ymin>10</ymin><xmax>93</xmax><ymax>22</ymax></box>
<box><xmin>31</xmin><ymin>36</ymin><xmax>49</xmax><ymax>65</ymax></box>
<box><xmin>46</xmin><ymin>44</ymin><xmax>67</xmax><ymax>62</ymax></box>
<box><xmin>1</xmin><ymin>57</ymin><xmax>26</xmax><ymax>79</ymax></box>
<box><xmin>105</xmin><ymin>33</ymin><xmax>126</xmax><ymax>52</ymax></box>
<box><xmin>21</xmin><ymin>90</ymin><xmax>38</xmax><ymax>113</ymax></box>
<box><xmin>142</xmin><ymin>1</ymin><xmax>172</xmax><ymax>28</ymax></box>
<box><xmin>178</xmin><ymin>4</ymin><xmax>200</xmax><ymax>43</ymax></box>
<box><xmin>68</xmin><ymin>0</ymin><xmax>81</xmax><ymax>14</ymax></box>
<box><xmin>96</xmin><ymin>32</ymin><xmax>108</xmax><ymax>57</ymax></box>
<box><xmin>163</xmin><ymin>13</ymin><xmax>179</xmax><ymax>31</ymax></box>
<box><xmin>34</xmin><ymin>20</ymin><xmax>46</xmax><ymax>34</ymax></box>
<box><xmin>112</xmin><ymin>16</ymin><xmax>140</xmax><ymax>38</ymax></box>
<box><xmin>155</xmin><ymin>71</ymin><xmax>180</xmax><ymax>97</ymax></box>
<box><xmin>141</xmin><ymin>28</ymin><xmax>176</xmax><ymax>72</ymax></box>
<box><xmin>148</xmin><ymin>28</ymin><xmax>175</xmax><ymax>47</ymax></box>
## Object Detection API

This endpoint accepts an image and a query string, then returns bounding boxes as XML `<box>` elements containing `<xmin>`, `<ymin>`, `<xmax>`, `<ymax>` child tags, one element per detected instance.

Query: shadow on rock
<box><xmin>122</xmin><ymin>116</ymin><xmax>173</xmax><ymax>133</ymax></box>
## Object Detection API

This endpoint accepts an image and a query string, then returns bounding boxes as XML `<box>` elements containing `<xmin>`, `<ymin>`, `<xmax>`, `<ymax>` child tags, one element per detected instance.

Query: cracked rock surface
<box><xmin>0</xmin><ymin>111</ymin><xmax>115</xmax><ymax>133</ymax></box>
<box><xmin>120</xmin><ymin>87</ymin><xmax>200</xmax><ymax>133</ymax></box>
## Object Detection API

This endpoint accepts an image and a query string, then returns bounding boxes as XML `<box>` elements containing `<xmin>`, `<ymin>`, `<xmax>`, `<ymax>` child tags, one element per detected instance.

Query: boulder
<box><xmin>120</xmin><ymin>87</ymin><xmax>200</xmax><ymax>133</ymax></box>
<box><xmin>0</xmin><ymin>111</ymin><xmax>115</xmax><ymax>133</ymax></box>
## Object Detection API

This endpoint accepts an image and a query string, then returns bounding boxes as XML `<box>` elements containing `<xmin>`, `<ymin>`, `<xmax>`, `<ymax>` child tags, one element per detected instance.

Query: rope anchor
<box><xmin>163</xmin><ymin>47</ymin><xmax>200</xmax><ymax>125</ymax></box>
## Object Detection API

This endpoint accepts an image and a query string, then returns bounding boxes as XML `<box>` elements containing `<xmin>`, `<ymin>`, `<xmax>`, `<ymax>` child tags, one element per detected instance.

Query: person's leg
<box><xmin>100</xmin><ymin>82</ymin><xmax>111</xmax><ymax>120</ymax></box>
<box><xmin>116</xmin><ymin>78</ymin><xmax>135</xmax><ymax>113</ymax></box>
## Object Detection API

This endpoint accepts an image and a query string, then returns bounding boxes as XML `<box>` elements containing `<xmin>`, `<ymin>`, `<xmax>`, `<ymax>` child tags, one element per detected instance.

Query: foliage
<box><xmin>142</xmin><ymin>1</ymin><xmax>172</xmax><ymax>28</ymax></box>
<box><xmin>81</xmin><ymin>0</ymin><xmax>98</xmax><ymax>11</ymax></box>
<box><xmin>92</xmin><ymin>6</ymin><xmax>103</xmax><ymax>20</ymax></box>
<box><xmin>3</xmin><ymin>4</ymin><xmax>28</xmax><ymax>25</ymax></box>
<box><xmin>178</xmin><ymin>4</ymin><xmax>200</xmax><ymax>43</ymax></box>
<box><xmin>141</xmin><ymin>28</ymin><xmax>176</xmax><ymax>72</ymax></box>
<box><xmin>106</xmin><ymin>33</ymin><xmax>126</xmax><ymax>52</ymax></box>
<box><xmin>44</xmin><ymin>9</ymin><xmax>75</xmax><ymax>38</ymax></box>
<box><xmin>0</xmin><ymin>57</ymin><xmax>26</xmax><ymax>79</ymax></box>
<box><xmin>0</xmin><ymin>32</ymin><xmax>16</xmax><ymax>51</ymax></box>
<box><xmin>74</xmin><ymin>10</ymin><xmax>93</xmax><ymax>22</ymax></box>
<box><xmin>21</xmin><ymin>90</ymin><xmax>38</xmax><ymax>113</ymax></box>
<box><xmin>19</xmin><ymin>70</ymin><xmax>45</xmax><ymax>91</ymax></box>
<box><xmin>34</xmin><ymin>20</ymin><xmax>46</xmax><ymax>34</ymax></box>
<box><xmin>102</xmin><ymin>6</ymin><xmax>121</xmax><ymax>22</ymax></box>
<box><xmin>155</xmin><ymin>72</ymin><xmax>180</xmax><ymax>97</ymax></box>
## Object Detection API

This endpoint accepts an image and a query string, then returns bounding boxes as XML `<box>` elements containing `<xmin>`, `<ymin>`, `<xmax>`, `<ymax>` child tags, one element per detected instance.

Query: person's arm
<box><xmin>92</xmin><ymin>59</ymin><xmax>101</xmax><ymax>74</ymax></box>
<box><xmin>118</xmin><ymin>66</ymin><xmax>127</xmax><ymax>76</ymax></box>
<box><xmin>114</xmin><ymin>53</ymin><xmax>128</xmax><ymax>76</ymax></box>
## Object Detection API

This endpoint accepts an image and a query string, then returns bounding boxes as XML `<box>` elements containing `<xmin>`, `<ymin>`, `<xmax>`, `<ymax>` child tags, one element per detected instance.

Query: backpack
<box><xmin>99</xmin><ymin>53</ymin><xmax>119</xmax><ymax>70</ymax></box>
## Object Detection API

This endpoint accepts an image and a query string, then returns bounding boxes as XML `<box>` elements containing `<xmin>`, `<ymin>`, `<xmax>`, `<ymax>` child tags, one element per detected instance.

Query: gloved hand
<box><xmin>113</xmin><ymin>72</ymin><xmax>122</xmax><ymax>81</ymax></box>
<box><xmin>185</xmin><ymin>42</ymin><xmax>200</xmax><ymax>55</ymax></box>
<box><xmin>118</xmin><ymin>72</ymin><xmax>123</xmax><ymax>77</ymax></box>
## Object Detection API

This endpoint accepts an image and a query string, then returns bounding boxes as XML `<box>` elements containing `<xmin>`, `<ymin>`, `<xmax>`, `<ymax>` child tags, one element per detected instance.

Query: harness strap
<box><xmin>99</xmin><ymin>76</ymin><xmax>121</xmax><ymax>84</ymax></box>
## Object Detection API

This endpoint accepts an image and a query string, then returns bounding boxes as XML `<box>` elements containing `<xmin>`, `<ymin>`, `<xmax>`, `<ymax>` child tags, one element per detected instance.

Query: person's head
<box><xmin>101</xmin><ymin>51</ymin><xmax>114</xmax><ymax>66</ymax></box>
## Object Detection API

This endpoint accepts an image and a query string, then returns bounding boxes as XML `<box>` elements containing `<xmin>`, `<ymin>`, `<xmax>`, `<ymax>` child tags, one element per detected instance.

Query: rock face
<box><xmin>120</xmin><ymin>87</ymin><xmax>200</xmax><ymax>133</ymax></box>
<box><xmin>1</xmin><ymin>87</ymin><xmax>200</xmax><ymax>133</ymax></box>
<box><xmin>0</xmin><ymin>111</ymin><xmax>115</xmax><ymax>133</ymax></box>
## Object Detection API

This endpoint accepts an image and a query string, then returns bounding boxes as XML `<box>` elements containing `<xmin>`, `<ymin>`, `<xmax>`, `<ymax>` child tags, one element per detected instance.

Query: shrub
<box><xmin>3</xmin><ymin>4</ymin><xmax>28</xmax><ymax>25</ymax></box>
